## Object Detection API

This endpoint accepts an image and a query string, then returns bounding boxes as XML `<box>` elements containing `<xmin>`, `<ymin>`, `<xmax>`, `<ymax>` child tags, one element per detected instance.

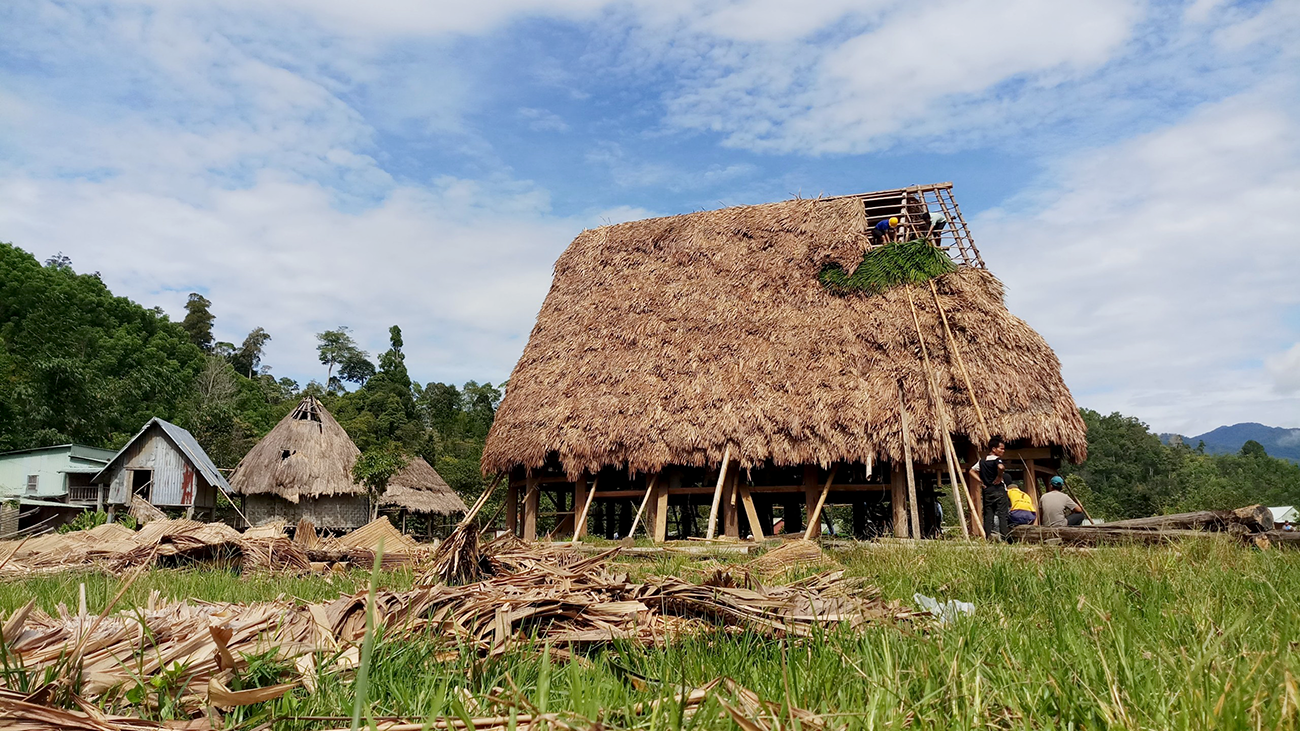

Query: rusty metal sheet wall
<box><xmin>115</xmin><ymin>425</ymin><xmax>191</xmax><ymax>507</ymax></box>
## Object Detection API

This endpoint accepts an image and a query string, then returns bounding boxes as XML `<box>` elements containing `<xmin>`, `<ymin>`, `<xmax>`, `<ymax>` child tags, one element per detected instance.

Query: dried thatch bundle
<box><xmin>228</xmin><ymin>396</ymin><xmax>364</xmax><ymax>503</ymax></box>
<box><xmin>378</xmin><ymin>456</ymin><xmax>469</xmax><ymax>516</ymax></box>
<box><xmin>484</xmin><ymin>196</ymin><xmax>1086</xmax><ymax>477</ymax></box>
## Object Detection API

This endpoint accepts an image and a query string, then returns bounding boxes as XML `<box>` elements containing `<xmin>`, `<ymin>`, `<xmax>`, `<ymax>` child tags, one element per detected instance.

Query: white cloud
<box><xmin>654</xmin><ymin>0</ymin><xmax>1145</xmax><ymax>154</ymax></box>
<box><xmin>1267</xmin><ymin>344</ymin><xmax>1300</xmax><ymax>395</ymax></box>
<box><xmin>979</xmin><ymin>88</ymin><xmax>1300</xmax><ymax>434</ymax></box>
<box><xmin>0</xmin><ymin>172</ymin><xmax>578</xmax><ymax>386</ymax></box>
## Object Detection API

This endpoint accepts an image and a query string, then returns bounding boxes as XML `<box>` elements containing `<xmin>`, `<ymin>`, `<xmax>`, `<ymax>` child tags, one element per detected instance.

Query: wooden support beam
<box><xmin>803</xmin><ymin>465</ymin><xmax>820</xmax><ymax>538</ymax></box>
<box><xmin>738</xmin><ymin>482</ymin><xmax>763</xmax><ymax>541</ymax></box>
<box><xmin>803</xmin><ymin>464</ymin><xmax>839</xmax><ymax>541</ymax></box>
<box><xmin>723</xmin><ymin>469</ymin><xmax>740</xmax><ymax>539</ymax></box>
<box><xmin>570</xmin><ymin>478</ymin><xmax>588</xmax><ymax>538</ymax></box>
<box><xmin>570</xmin><ymin>476</ymin><xmax>598</xmax><ymax>545</ymax></box>
<box><xmin>1024</xmin><ymin>458</ymin><xmax>1041</xmax><ymax>524</ymax></box>
<box><xmin>891</xmin><ymin>466</ymin><xmax>908</xmax><ymax>538</ymax></box>
<box><xmin>628</xmin><ymin>473</ymin><xmax>660</xmax><ymax>539</ymax></box>
<box><xmin>523</xmin><ymin>471</ymin><xmax>539</xmax><ymax>541</ymax></box>
<box><xmin>705</xmin><ymin>445</ymin><xmax>732</xmax><ymax>540</ymax></box>
<box><xmin>506</xmin><ymin>483</ymin><xmax>519</xmax><ymax>535</ymax></box>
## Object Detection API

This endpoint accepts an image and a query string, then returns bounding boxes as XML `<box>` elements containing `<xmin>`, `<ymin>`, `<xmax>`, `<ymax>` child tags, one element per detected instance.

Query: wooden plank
<box><xmin>738</xmin><ymin>483</ymin><xmax>764</xmax><ymax>541</ymax></box>
<box><xmin>705</xmin><ymin>445</ymin><xmax>732</xmax><ymax>540</ymax></box>
<box><xmin>652</xmin><ymin>474</ymin><xmax>670</xmax><ymax>543</ymax></box>
<box><xmin>803</xmin><ymin>465</ymin><xmax>839</xmax><ymax>541</ymax></box>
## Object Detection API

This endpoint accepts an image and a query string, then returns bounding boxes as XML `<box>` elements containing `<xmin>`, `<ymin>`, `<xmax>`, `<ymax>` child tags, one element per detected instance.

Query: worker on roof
<box><xmin>970</xmin><ymin>436</ymin><xmax>1010</xmax><ymax>542</ymax></box>
<box><xmin>871</xmin><ymin>216</ymin><xmax>901</xmax><ymax>245</ymax></box>
<box><xmin>1005</xmin><ymin>475</ymin><xmax>1036</xmax><ymax>527</ymax></box>
<box><xmin>1040</xmin><ymin>476</ymin><xmax>1085</xmax><ymax>527</ymax></box>
<box><xmin>922</xmin><ymin>211</ymin><xmax>948</xmax><ymax>244</ymax></box>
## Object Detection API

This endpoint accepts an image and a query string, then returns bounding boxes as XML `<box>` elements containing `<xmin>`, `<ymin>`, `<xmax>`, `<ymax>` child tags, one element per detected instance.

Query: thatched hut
<box><xmin>483</xmin><ymin>184</ymin><xmax>1086</xmax><ymax>542</ymax></box>
<box><xmin>230</xmin><ymin>396</ymin><xmax>465</xmax><ymax>531</ymax></box>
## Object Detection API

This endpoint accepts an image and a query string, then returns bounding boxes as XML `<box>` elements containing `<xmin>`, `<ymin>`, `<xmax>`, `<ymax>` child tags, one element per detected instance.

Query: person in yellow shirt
<box><xmin>1005</xmin><ymin>476</ymin><xmax>1036</xmax><ymax>527</ymax></box>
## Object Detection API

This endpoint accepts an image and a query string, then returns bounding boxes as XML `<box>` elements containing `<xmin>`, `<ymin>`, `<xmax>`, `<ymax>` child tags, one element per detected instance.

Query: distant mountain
<box><xmin>1163</xmin><ymin>423</ymin><xmax>1300</xmax><ymax>463</ymax></box>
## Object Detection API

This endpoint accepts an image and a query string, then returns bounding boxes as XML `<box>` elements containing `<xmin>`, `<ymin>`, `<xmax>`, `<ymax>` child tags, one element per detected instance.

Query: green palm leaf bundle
<box><xmin>819</xmin><ymin>238</ymin><xmax>957</xmax><ymax>296</ymax></box>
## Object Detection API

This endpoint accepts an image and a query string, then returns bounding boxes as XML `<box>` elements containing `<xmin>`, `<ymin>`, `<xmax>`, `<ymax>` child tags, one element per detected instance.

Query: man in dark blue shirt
<box><xmin>969</xmin><ymin>436</ymin><xmax>1010</xmax><ymax>542</ymax></box>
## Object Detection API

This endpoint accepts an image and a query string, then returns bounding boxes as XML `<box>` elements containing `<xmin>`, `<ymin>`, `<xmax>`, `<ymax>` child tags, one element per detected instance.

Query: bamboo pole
<box><xmin>570</xmin><ymin>475</ymin><xmax>600</xmax><ymax>545</ymax></box>
<box><xmin>929</xmin><ymin>279</ymin><xmax>990</xmax><ymax>443</ymax></box>
<box><xmin>738</xmin><ymin>483</ymin><xmax>764</xmax><ymax>541</ymax></box>
<box><xmin>803</xmin><ymin>464</ymin><xmax>840</xmax><ymax>541</ymax></box>
<box><xmin>705</xmin><ymin>445</ymin><xmax>733</xmax><ymax>540</ymax></box>
<box><xmin>627</xmin><ymin>473</ymin><xmax>660</xmax><ymax>539</ymax></box>
<box><xmin>940</xmin><ymin>429</ymin><xmax>970</xmax><ymax>538</ymax></box>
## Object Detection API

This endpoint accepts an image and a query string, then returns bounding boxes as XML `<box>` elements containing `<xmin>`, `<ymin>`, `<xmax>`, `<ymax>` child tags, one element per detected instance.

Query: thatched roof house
<box><xmin>230</xmin><ymin>396</ymin><xmax>465</xmax><ymax>529</ymax></box>
<box><xmin>484</xmin><ymin>184</ymin><xmax>1086</xmax><ymax>542</ymax></box>
<box><xmin>381</xmin><ymin>457</ymin><xmax>469</xmax><ymax>515</ymax></box>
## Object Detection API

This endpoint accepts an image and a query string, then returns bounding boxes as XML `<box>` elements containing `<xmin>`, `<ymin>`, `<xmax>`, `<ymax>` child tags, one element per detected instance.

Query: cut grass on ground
<box><xmin>2</xmin><ymin>538</ymin><xmax>1297</xmax><ymax>730</ymax></box>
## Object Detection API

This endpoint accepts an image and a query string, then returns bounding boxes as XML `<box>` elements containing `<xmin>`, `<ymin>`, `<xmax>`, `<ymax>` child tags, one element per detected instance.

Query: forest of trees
<box><xmin>0</xmin><ymin>243</ymin><xmax>500</xmax><ymax>503</ymax></box>
<box><xmin>2</xmin><ymin>242</ymin><xmax>1298</xmax><ymax>519</ymax></box>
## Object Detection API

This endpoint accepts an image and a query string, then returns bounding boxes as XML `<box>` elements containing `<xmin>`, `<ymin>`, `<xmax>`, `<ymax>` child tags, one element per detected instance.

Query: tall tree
<box><xmin>181</xmin><ymin>293</ymin><xmax>215</xmax><ymax>352</ymax></box>
<box><xmin>316</xmin><ymin>327</ymin><xmax>373</xmax><ymax>391</ymax></box>
<box><xmin>231</xmin><ymin>327</ymin><xmax>271</xmax><ymax>378</ymax></box>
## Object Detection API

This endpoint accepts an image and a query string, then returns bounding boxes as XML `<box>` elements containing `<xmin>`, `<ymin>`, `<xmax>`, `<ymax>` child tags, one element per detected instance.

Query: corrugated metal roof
<box><xmin>17</xmin><ymin>497</ymin><xmax>92</xmax><ymax>509</ymax></box>
<box><xmin>92</xmin><ymin>418</ymin><xmax>231</xmax><ymax>492</ymax></box>
<box><xmin>0</xmin><ymin>444</ymin><xmax>116</xmax><ymax>461</ymax></box>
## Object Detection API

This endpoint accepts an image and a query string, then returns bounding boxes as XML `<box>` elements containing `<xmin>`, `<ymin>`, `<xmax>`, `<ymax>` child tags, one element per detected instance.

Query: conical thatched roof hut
<box><xmin>483</xmin><ymin>185</ymin><xmax>1086</xmax><ymax>542</ymax></box>
<box><xmin>230</xmin><ymin>397</ymin><xmax>464</xmax><ymax>530</ymax></box>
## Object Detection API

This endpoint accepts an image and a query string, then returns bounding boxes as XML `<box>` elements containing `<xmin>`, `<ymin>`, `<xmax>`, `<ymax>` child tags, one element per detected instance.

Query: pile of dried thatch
<box><xmin>0</xmin><ymin>543</ymin><xmax>918</xmax><ymax>724</ymax></box>
<box><xmin>0</xmin><ymin>516</ymin><xmax>431</xmax><ymax>578</ymax></box>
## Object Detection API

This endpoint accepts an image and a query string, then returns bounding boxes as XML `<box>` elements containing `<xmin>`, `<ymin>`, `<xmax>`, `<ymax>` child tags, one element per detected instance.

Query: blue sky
<box><xmin>1</xmin><ymin>0</ymin><xmax>1297</xmax><ymax>435</ymax></box>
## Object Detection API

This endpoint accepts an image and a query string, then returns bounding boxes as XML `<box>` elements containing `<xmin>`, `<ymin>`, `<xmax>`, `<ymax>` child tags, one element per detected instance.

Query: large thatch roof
<box><xmin>229</xmin><ymin>396</ymin><xmax>364</xmax><ymax>502</ymax></box>
<box><xmin>483</xmin><ymin>195</ymin><xmax>1086</xmax><ymax>478</ymax></box>
<box><xmin>379</xmin><ymin>457</ymin><xmax>469</xmax><ymax>515</ymax></box>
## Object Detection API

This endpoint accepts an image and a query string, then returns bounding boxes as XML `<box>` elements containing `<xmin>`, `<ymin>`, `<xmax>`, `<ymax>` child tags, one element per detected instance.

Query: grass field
<box><xmin>3</xmin><ymin>537</ymin><xmax>1298</xmax><ymax>730</ymax></box>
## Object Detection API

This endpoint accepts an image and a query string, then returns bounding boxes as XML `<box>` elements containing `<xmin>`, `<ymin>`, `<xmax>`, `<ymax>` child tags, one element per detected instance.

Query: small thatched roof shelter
<box><xmin>484</xmin><ymin>191</ymin><xmax>1086</xmax><ymax>479</ymax></box>
<box><xmin>380</xmin><ymin>457</ymin><xmax>469</xmax><ymax>515</ymax></box>
<box><xmin>230</xmin><ymin>396</ymin><xmax>364</xmax><ymax>504</ymax></box>
<box><xmin>230</xmin><ymin>397</ymin><xmax>465</xmax><ymax>529</ymax></box>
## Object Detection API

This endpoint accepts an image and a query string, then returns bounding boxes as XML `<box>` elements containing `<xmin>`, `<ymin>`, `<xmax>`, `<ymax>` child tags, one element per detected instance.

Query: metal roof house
<box><xmin>0</xmin><ymin>444</ymin><xmax>117</xmax><ymax>536</ymax></box>
<box><xmin>93</xmin><ymin>418</ymin><xmax>231</xmax><ymax>520</ymax></box>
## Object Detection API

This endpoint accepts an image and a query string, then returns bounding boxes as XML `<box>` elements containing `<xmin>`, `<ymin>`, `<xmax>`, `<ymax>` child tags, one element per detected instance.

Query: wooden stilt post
<box><xmin>506</xmin><ymin>482</ymin><xmax>519</xmax><ymax>536</ymax></box>
<box><xmin>723</xmin><ymin>469</ymin><xmax>740</xmax><ymax>539</ymax></box>
<box><xmin>570</xmin><ymin>475</ymin><xmax>599</xmax><ymax>545</ymax></box>
<box><xmin>891</xmin><ymin>465</ymin><xmax>908</xmax><ymax>538</ymax></box>
<box><xmin>898</xmin><ymin>383</ymin><xmax>921</xmax><ymax>539</ymax></box>
<box><xmin>571</xmin><ymin>477</ymin><xmax>588</xmax><ymax>539</ymax></box>
<box><xmin>652</xmin><ymin>471</ymin><xmax>671</xmax><ymax>543</ymax></box>
<box><xmin>522</xmin><ymin>471</ymin><xmax>539</xmax><ymax>541</ymax></box>
<box><xmin>803</xmin><ymin>464</ymin><xmax>839</xmax><ymax>541</ymax></box>
<box><xmin>705</xmin><ymin>445</ymin><xmax>732</xmax><ymax>540</ymax></box>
